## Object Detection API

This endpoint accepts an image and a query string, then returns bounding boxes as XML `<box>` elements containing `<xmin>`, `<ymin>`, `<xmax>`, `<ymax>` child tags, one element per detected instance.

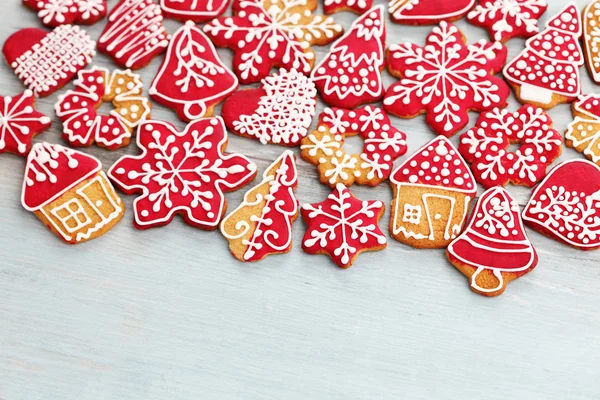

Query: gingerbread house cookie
<box><xmin>565</xmin><ymin>94</ymin><xmax>600</xmax><ymax>166</ymax></box>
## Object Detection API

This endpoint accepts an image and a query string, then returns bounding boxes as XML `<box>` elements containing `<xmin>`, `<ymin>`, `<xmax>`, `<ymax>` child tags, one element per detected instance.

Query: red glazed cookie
<box><xmin>503</xmin><ymin>4</ymin><xmax>583</xmax><ymax>109</ymax></box>
<box><xmin>98</xmin><ymin>0</ymin><xmax>170</xmax><ymax>70</ymax></box>
<box><xmin>388</xmin><ymin>0</ymin><xmax>475</xmax><ymax>25</ymax></box>
<box><xmin>459</xmin><ymin>105</ymin><xmax>562</xmax><ymax>188</ymax></box>
<box><xmin>160</xmin><ymin>0</ymin><xmax>230</xmax><ymax>22</ymax></box>
<box><xmin>23</xmin><ymin>0</ymin><xmax>107</xmax><ymax>27</ymax></box>
<box><xmin>203</xmin><ymin>0</ymin><xmax>343</xmax><ymax>84</ymax></box>
<box><xmin>300</xmin><ymin>106</ymin><xmax>407</xmax><ymax>187</ymax></box>
<box><xmin>323</xmin><ymin>0</ymin><xmax>372</xmax><ymax>15</ymax></box>
<box><xmin>523</xmin><ymin>159</ymin><xmax>600</xmax><ymax>250</ymax></box>
<box><xmin>221</xmin><ymin>151</ymin><xmax>299</xmax><ymax>262</ymax></box>
<box><xmin>150</xmin><ymin>21</ymin><xmax>238</xmax><ymax>122</ymax></box>
<box><xmin>221</xmin><ymin>68</ymin><xmax>317</xmax><ymax>146</ymax></box>
<box><xmin>3</xmin><ymin>25</ymin><xmax>95</xmax><ymax>97</ymax></box>
<box><xmin>301</xmin><ymin>183</ymin><xmax>387</xmax><ymax>269</ymax></box>
<box><xmin>447</xmin><ymin>186</ymin><xmax>538</xmax><ymax>297</ymax></box>
<box><xmin>384</xmin><ymin>22</ymin><xmax>509</xmax><ymax>137</ymax></box>
<box><xmin>583</xmin><ymin>0</ymin><xmax>600</xmax><ymax>83</ymax></box>
<box><xmin>55</xmin><ymin>67</ymin><xmax>151</xmax><ymax>150</ymax></box>
<box><xmin>312</xmin><ymin>5</ymin><xmax>385</xmax><ymax>109</ymax></box>
<box><xmin>0</xmin><ymin>90</ymin><xmax>51</xmax><ymax>156</ymax></box>
<box><xmin>565</xmin><ymin>94</ymin><xmax>600</xmax><ymax>166</ymax></box>
<box><xmin>107</xmin><ymin>118</ymin><xmax>257</xmax><ymax>230</ymax></box>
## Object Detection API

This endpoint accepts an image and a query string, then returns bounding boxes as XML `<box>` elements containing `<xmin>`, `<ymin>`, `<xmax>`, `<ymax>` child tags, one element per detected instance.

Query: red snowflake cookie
<box><xmin>98</xmin><ymin>0</ymin><xmax>170</xmax><ymax>70</ymax></box>
<box><xmin>160</xmin><ymin>0</ymin><xmax>230</xmax><ymax>22</ymax></box>
<box><xmin>2</xmin><ymin>25</ymin><xmax>95</xmax><ymax>97</ymax></box>
<box><xmin>107</xmin><ymin>118</ymin><xmax>258</xmax><ymax>230</ymax></box>
<box><xmin>203</xmin><ymin>0</ymin><xmax>343</xmax><ymax>84</ymax></box>
<box><xmin>312</xmin><ymin>5</ymin><xmax>385</xmax><ymax>109</ymax></box>
<box><xmin>301</xmin><ymin>183</ymin><xmax>387</xmax><ymax>268</ymax></box>
<box><xmin>388</xmin><ymin>0</ymin><xmax>475</xmax><ymax>25</ymax></box>
<box><xmin>0</xmin><ymin>90</ymin><xmax>51</xmax><ymax>156</ymax></box>
<box><xmin>459</xmin><ymin>105</ymin><xmax>562</xmax><ymax>189</ymax></box>
<box><xmin>523</xmin><ymin>159</ymin><xmax>600</xmax><ymax>250</ymax></box>
<box><xmin>383</xmin><ymin>22</ymin><xmax>509</xmax><ymax>137</ymax></box>
<box><xmin>23</xmin><ymin>0</ymin><xmax>107</xmax><ymax>27</ymax></box>
<box><xmin>150</xmin><ymin>21</ymin><xmax>238</xmax><ymax>122</ymax></box>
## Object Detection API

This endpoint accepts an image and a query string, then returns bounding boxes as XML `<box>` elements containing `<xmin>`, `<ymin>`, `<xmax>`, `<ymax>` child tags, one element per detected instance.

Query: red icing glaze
<box><xmin>384</xmin><ymin>22</ymin><xmax>509</xmax><ymax>137</ymax></box>
<box><xmin>301</xmin><ymin>183</ymin><xmax>386</xmax><ymax>268</ymax></box>
<box><xmin>22</xmin><ymin>0</ymin><xmax>107</xmax><ymax>27</ymax></box>
<box><xmin>107</xmin><ymin>118</ymin><xmax>257</xmax><ymax>230</ymax></box>
<box><xmin>389</xmin><ymin>0</ymin><xmax>475</xmax><ymax>24</ymax></box>
<box><xmin>523</xmin><ymin>159</ymin><xmax>600</xmax><ymax>250</ymax></box>
<box><xmin>0</xmin><ymin>90</ymin><xmax>51</xmax><ymax>156</ymax></box>
<box><xmin>459</xmin><ymin>105</ymin><xmax>562</xmax><ymax>188</ymax></box>
<box><xmin>574</xmin><ymin>94</ymin><xmax>600</xmax><ymax>119</ymax></box>
<box><xmin>323</xmin><ymin>0</ymin><xmax>372</xmax><ymax>15</ymax></box>
<box><xmin>160</xmin><ymin>0</ymin><xmax>230</xmax><ymax>22</ymax></box>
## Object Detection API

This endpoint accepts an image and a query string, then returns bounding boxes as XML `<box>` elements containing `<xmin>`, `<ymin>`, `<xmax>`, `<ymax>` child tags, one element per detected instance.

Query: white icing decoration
<box><xmin>324</xmin><ymin>0</ymin><xmax>369</xmax><ymax>13</ymax></box>
<box><xmin>0</xmin><ymin>90</ymin><xmax>51</xmax><ymax>155</ymax></box>
<box><xmin>584</xmin><ymin>0</ymin><xmax>600</xmax><ymax>83</ymax></box>
<box><xmin>565</xmin><ymin>94</ymin><xmax>600</xmax><ymax>164</ymax></box>
<box><xmin>34</xmin><ymin>0</ymin><xmax>106</xmax><ymax>25</ymax></box>
<box><xmin>160</xmin><ymin>0</ymin><xmax>229</xmax><ymax>19</ymax></box>
<box><xmin>389</xmin><ymin>0</ymin><xmax>475</xmax><ymax>22</ymax></box>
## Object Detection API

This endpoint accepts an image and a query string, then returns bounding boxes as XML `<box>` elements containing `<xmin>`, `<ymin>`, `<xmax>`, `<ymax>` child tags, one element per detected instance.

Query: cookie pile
<box><xmin>2</xmin><ymin>0</ymin><xmax>599</xmax><ymax>297</ymax></box>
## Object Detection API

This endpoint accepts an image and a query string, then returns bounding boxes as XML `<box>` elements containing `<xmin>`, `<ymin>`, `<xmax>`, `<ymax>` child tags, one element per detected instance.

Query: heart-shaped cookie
<box><xmin>388</xmin><ymin>0</ymin><xmax>475</xmax><ymax>24</ymax></box>
<box><xmin>523</xmin><ymin>159</ymin><xmax>600</xmax><ymax>250</ymax></box>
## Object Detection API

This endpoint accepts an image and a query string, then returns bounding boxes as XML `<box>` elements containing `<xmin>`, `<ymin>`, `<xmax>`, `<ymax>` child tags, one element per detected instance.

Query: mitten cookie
<box><xmin>388</xmin><ymin>0</ymin><xmax>475</xmax><ymax>25</ymax></box>
<box><xmin>565</xmin><ymin>94</ymin><xmax>600</xmax><ymax>165</ymax></box>
<box><xmin>160</xmin><ymin>0</ymin><xmax>230</xmax><ymax>22</ymax></box>
<box><xmin>23</xmin><ymin>0</ymin><xmax>107</xmax><ymax>27</ymax></box>
<box><xmin>323</xmin><ymin>0</ymin><xmax>372</xmax><ymax>15</ymax></box>
<box><xmin>583</xmin><ymin>0</ymin><xmax>600</xmax><ymax>83</ymax></box>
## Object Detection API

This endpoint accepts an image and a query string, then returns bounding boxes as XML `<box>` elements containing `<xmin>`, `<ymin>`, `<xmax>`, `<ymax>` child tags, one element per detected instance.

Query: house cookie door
<box><xmin>422</xmin><ymin>194</ymin><xmax>456</xmax><ymax>241</ymax></box>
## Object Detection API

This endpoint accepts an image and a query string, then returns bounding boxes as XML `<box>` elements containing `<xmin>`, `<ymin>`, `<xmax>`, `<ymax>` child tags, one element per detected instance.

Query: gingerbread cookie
<box><xmin>565</xmin><ymin>94</ymin><xmax>600</xmax><ymax>166</ymax></box>
<box><xmin>388</xmin><ymin>0</ymin><xmax>475</xmax><ymax>25</ymax></box>
<box><xmin>323</xmin><ymin>0</ymin><xmax>372</xmax><ymax>15</ymax></box>
<box><xmin>98</xmin><ymin>0</ymin><xmax>170</xmax><ymax>70</ymax></box>
<box><xmin>384</xmin><ymin>22</ymin><xmax>509</xmax><ymax>137</ymax></box>
<box><xmin>459</xmin><ymin>105</ymin><xmax>562</xmax><ymax>189</ymax></box>
<box><xmin>447</xmin><ymin>186</ymin><xmax>538</xmax><ymax>297</ymax></box>
<box><xmin>3</xmin><ymin>25</ymin><xmax>95</xmax><ymax>97</ymax></box>
<box><xmin>221</xmin><ymin>68</ymin><xmax>316</xmax><ymax>146</ymax></box>
<box><xmin>312</xmin><ymin>5</ymin><xmax>385</xmax><ymax>109</ymax></box>
<box><xmin>301</xmin><ymin>106</ymin><xmax>407</xmax><ymax>187</ymax></box>
<box><xmin>150</xmin><ymin>21</ymin><xmax>238</xmax><ymax>122</ymax></box>
<box><xmin>107</xmin><ymin>118</ymin><xmax>257</xmax><ymax>230</ymax></box>
<box><xmin>523</xmin><ymin>159</ymin><xmax>600</xmax><ymax>250</ymax></box>
<box><xmin>21</xmin><ymin>142</ymin><xmax>123</xmax><ymax>244</ymax></box>
<box><xmin>503</xmin><ymin>4</ymin><xmax>583</xmax><ymax>109</ymax></box>
<box><xmin>160</xmin><ymin>0</ymin><xmax>230</xmax><ymax>22</ymax></box>
<box><xmin>467</xmin><ymin>0</ymin><xmax>548</xmax><ymax>43</ymax></box>
<box><xmin>221</xmin><ymin>151</ymin><xmax>298</xmax><ymax>262</ymax></box>
<box><xmin>23</xmin><ymin>0</ymin><xmax>107</xmax><ymax>27</ymax></box>
<box><xmin>584</xmin><ymin>0</ymin><xmax>600</xmax><ymax>83</ymax></box>
<box><xmin>390</xmin><ymin>136</ymin><xmax>476</xmax><ymax>249</ymax></box>
<box><xmin>301</xmin><ymin>183</ymin><xmax>386</xmax><ymax>268</ymax></box>
<box><xmin>204</xmin><ymin>0</ymin><xmax>343</xmax><ymax>84</ymax></box>
<box><xmin>0</xmin><ymin>90</ymin><xmax>51</xmax><ymax>156</ymax></box>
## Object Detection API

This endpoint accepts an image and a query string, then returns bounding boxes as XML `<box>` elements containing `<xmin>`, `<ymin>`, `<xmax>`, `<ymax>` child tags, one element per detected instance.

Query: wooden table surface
<box><xmin>1</xmin><ymin>1</ymin><xmax>599</xmax><ymax>399</ymax></box>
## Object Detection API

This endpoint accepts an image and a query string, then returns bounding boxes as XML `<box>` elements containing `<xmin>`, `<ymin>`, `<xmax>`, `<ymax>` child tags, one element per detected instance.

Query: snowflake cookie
<box><xmin>583</xmin><ymin>0</ymin><xmax>600</xmax><ymax>84</ymax></box>
<box><xmin>221</xmin><ymin>68</ymin><xmax>316</xmax><ymax>146</ymax></box>
<box><xmin>98</xmin><ymin>0</ymin><xmax>170</xmax><ymax>70</ymax></box>
<box><xmin>503</xmin><ymin>4</ymin><xmax>583</xmax><ymax>109</ymax></box>
<box><xmin>312</xmin><ymin>5</ymin><xmax>385</xmax><ymax>109</ymax></box>
<box><xmin>0</xmin><ymin>90</ymin><xmax>51</xmax><ymax>156</ymax></box>
<box><xmin>447</xmin><ymin>186</ymin><xmax>538</xmax><ymax>297</ymax></box>
<box><xmin>221</xmin><ymin>151</ymin><xmax>299</xmax><ymax>262</ymax></box>
<box><xmin>150</xmin><ymin>21</ymin><xmax>238</xmax><ymax>122</ymax></box>
<box><xmin>300</xmin><ymin>106</ymin><xmax>407</xmax><ymax>188</ymax></box>
<box><xmin>388</xmin><ymin>0</ymin><xmax>475</xmax><ymax>25</ymax></box>
<box><xmin>203</xmin><ymin>0</ymin><xmax>344</xmax><ymax>84</ymax></box>
<box><xmin>2</xmin><ymin>25</ymin><xmax>95</xmax><ymax>98</ymax></box>
<box><xmin>458</xmin><ymin>105</ymin><xmax>562</xmax><ymax>189</ymax></box>
<box><xmin>467</xmin><ymin>0</ymin><xmax>548</xmax><ymax>43</ymax></box>
<box><xmin>56</xmin><ymin>67</ymin><xmax>151</xmax><ymax>150</ymax></box>
<box><xmin>383</xmin><ymin>22</ymin><xmax>509</xmax><ymax>137</ymax></box>
<box><xmin>23</xmin><ymin>0</ymin><xmax>107</xmax><ymax>27</ymax></box>
<box><xmin>301</xmin><ymin>183</ymin><xmax>386</xmax><ymax>268</ymax></box>
<box><xmin>565</xmin><ymin>94</ymin><xmax>600</xmax><ymax>166</ymax></box>
<box><xmin>523</xmin><ymin>159</ymin><xmax>600</xmax><ymax>250</ymax></box>
<box><xmin>160</xmin><ymin>0</ymin><xmax>230</xmax><ymax>22</ymax></box>
<box><xmin>323</xmin><ymin>0</ymin><xmax>372</xmax><ymax>15</ymax></box>
<box><xmin>107</xmin><ymin>118</ymin><xmax>258</xmax><ymax>230</ymax></box>
<box><xmin>390</xmin><ymin>136</ymin><xmax>476</xmax><ymax>249</ymax></box>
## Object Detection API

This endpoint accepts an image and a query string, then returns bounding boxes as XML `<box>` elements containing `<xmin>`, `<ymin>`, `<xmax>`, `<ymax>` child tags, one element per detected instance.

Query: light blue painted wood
<box><xmin>1</xmin><ymin>1</ymin><xmax>599</xmax><ymax>399</ymax></box>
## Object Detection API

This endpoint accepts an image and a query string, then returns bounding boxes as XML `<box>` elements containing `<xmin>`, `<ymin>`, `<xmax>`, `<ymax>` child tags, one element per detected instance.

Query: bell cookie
<box><xmin>447</xmin><ymin>186</ymin><xmax>538</xmax><ymax>297</ymax></box>
<box><xmin>388</xmin><ymin>0</ymin><xmax>475</xmax><ymax>25</ymax></box>
<box><xmin>503</xmin><ymin>4</ymin><xmax>583</xmax><ymax>109</ymax></box>
<box><xmin>389</xmin><ymin>136</ymin><xmax>476</xmax><ymax>249</ymax></box>
<box><xmin>107</xmin><ymin>118</ymin><xmax>257</xmax><ymax>230</ymax></box>
<box><xmin>300</xmin><ymin>106</ymin><xmax>407</xmax><ymax>188</ymax></box>
<box><xmin>160</xmin><ymin>0</ymin><xmax>230</xmax><ymax>22</ymax></box>
<box><xmin>21</xmin><ymin>142</ymin><xmax>124</xmax><ymax>244</ymax></box>
<box><xmin>203</xmin><ymin>0</ymin><xmax>343</xmax><ymax>84</ymax></box>
<box><xmin>221</xmin><ymin>68</ymin><xmax>317</xmax><ymax>146</ymax></box>
<box><xmin>323</xmin><ymin>0</ymin><xmax>372</xmax><ymax>15</ymax></box>
<box><xmin>584</xmin><ymin>0</ymin><xmax>600</xmax><ymax>84</ymax></box>
<box><xmin>383</xmin><ymin>21</ymin><xmax>509</xmax><ymax>137</ymax></box>
<box><xmin>565</xmin><ymin>94</ymin><xmax>600</xmax><ymax>166</ymax></box>
<box><xmin>301</xmin><ymin>183</ymin><xmax>386</xmax><ymax>269</ymax></box>
<box><xmin>312</xmin><ymin>5</ymin><xmax>385</xmax><ymax>109</ymax></box>
<box><xmin>56</xmin><ymin>67</ymin><xmax>151</xmax><ymax>150</ymax></box>
<box><xmin>150</xmin><ymin>21</ymin><xmax>238</xmax><ymax>122</ymax></box>
<box><xmin>221</xmin><ymin>151</ymin><xmax>299</xmax><ymax>262</ymax></box>
<box><xmin>22</xmin><ymin>0</ymin><xmax>107</xmax><ymax>27</ymax></box>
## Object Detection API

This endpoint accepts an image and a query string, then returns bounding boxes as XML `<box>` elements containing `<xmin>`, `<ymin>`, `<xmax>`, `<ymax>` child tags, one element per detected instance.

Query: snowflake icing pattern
<box><xmin>24</xmin><ymin>0</ymin><xmax>107</xmax><ymax>27</ymax></box>
<box><xmin>383</xmin><ymin>21</ymin><xmax>510</xmax><ymax>137</ymax></box>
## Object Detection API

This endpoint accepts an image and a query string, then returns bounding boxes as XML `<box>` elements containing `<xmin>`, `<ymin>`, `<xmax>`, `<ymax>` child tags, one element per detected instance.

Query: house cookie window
<box><xmin>51</xmin><ymin>198</ymin><xmax>91</xmax><ymax>233</ymax></box>
<box><xmin>402</xmin><ymin>204</ymin><xmax>422</xmax><ymax>225</ymax></box>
